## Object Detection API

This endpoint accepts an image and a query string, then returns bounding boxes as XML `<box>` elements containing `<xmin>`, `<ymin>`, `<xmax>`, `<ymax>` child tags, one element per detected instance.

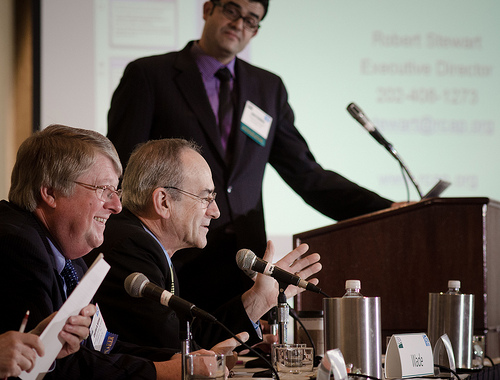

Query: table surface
<box><xmin>230</xmin><ymin>356</ymin><xmax>500</xmax><ymax>380</ymax></box>
<box><xmin>231</xmin><ymin>356</ymin><xmax>316</xmax><ymax>380</ymax></box>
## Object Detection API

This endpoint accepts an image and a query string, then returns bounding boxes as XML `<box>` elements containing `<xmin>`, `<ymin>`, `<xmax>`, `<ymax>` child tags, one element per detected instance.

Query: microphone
<box><xmin>236</xmin><ymin>249</ymin><xmax>323</xmax><ymax>294</ymax></box>
<box><xmin>347</xmin><ymin>102</ymin><xmax>394</xmax><ymax>151</ymax></box>
<box><xmin>346</xmin><ymin>102</ymin><xmax>423</xmax><ymax>199</ymax></box>
<box><xmin>124</xmin><ymin>272</ymin><xmax>217</xmax><ymax>322</ymax></box>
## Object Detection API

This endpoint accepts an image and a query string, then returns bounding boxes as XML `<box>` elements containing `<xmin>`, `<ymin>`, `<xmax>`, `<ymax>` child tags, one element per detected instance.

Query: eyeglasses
<box><xmin>74</xmin><ymin>181</ymin><xmax>122</xmax><ymax>201</ymax></box>
<box><xmin>213</xmin><ymin>1</ymin><xmax>261</xmax><ymax>31</ymax></box>
<box><xmin>164</xmin><ymin>187</ymin><xmax>217</xmax><ymax>208</ymax></box>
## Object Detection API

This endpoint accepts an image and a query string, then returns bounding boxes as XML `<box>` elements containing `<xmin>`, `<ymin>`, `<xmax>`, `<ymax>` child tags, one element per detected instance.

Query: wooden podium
<box><xmin>293</xmin><ymin>197</ymin><xmax>500</xmax><ymax>357</ymax></box>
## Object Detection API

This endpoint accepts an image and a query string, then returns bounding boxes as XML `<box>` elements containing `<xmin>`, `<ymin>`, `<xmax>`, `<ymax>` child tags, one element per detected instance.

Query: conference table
<box><xmin>230</xmin><ymin>356</ymin><xmax>500</xmax><ymax>380</ymax></box>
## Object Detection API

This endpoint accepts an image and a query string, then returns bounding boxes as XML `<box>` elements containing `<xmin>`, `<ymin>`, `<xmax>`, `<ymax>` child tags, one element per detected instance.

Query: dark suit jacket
<box><xmin>0</xmin><ymin>200</ymin><xmax>174</xmax><ymax>379</ymax></box>
<box><xmin>107</xmin><ymin>41</ymin><xmax>393</xmax><ymax>311</ymax></box>
<box><xmin>85</xmin><ymin>208</ymin><xmax>261</xmax><ymax>350</ymax></box>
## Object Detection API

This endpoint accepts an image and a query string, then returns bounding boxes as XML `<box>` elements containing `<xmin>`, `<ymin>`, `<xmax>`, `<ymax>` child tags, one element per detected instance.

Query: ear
<box><xmin>39</xmin><ymin>186</ymin><xmax>57</xmax><ymax>209</ymax></box>
<box><xmin>151</xmin><ymin>187</ymin><xmax>171</xmax><ymax>219</ymax></box>
<box><xmin>203</xmin><ymin>1</ymin><xmax>217</xmax><ymax>21</ymax></box>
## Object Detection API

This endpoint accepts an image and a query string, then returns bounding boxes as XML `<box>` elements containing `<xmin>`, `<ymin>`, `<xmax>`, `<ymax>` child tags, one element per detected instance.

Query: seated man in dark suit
<box><xmin>86</xmin><ymin>138</ymin><xmax>322</xmax><ymax>351</ymax></box>
<box><xmin>0</xmin><ymin>125</ymin><xmax>233</xmax><ymax>380</ymax></box>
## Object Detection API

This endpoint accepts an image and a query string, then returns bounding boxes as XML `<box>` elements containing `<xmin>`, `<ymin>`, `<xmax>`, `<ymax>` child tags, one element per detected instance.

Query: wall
<box><xmin>0</xmin><ymin>0</ymin><xmax>33</xmax><ymax>200</ymax></box>
<box><xmin>0</xmin><ymin>0</ymin><xmax>15</xmax><ymax>199</ymax></box>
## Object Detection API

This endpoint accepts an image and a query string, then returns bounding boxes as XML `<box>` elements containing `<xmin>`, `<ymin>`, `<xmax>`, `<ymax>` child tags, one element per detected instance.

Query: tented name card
<box><xmin>385</xmin><ymin>333</ymin><xmax>434</xmax><ymax>379</ymax></box>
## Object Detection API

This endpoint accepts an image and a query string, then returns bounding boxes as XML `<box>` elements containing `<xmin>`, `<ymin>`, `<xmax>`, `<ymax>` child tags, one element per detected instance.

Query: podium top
<box><xmin>294</xmin><ymin>197</ymin><xmax>498</xmax><ymax>240</ymax></box>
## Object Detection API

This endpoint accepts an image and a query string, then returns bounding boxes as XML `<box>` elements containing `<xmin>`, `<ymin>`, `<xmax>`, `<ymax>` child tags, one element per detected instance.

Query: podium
<box><xmin>293</xmin><ymin>197</ymin><xmax>500</xmax><ymax>357</ymax></box>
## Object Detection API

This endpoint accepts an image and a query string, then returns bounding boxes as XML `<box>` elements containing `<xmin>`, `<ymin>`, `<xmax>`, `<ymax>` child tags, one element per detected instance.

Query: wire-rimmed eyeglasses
<box><xmin>74</xmin><ymin>181</ymin><xmax>122</xmax><ymax>201</ymax></box>
<box><xmin>164</xmin><ymin>186</ymin><xmax>217</xmax><ymax>208</ymax></box>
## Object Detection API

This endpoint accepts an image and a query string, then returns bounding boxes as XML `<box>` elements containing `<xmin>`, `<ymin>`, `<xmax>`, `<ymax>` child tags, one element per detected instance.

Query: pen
<box><xmin>19</xmin><ymin>310</ymin><xmax>30</xmax><ymax>333</ymax></box>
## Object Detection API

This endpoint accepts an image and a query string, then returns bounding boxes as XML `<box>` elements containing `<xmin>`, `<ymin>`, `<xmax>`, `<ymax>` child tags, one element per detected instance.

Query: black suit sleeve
<box><xmin>267</xmin><ymin>77</ymin><xmax>393</xmax><ymax>221</ymax></box>
<box><xmin>0</xmin><ymin>231</ymin><xmax>62</xmax><ymax>332</ymax></box>
<box><xmin>45</xmin><ymin>345</ymin><xmax>157</xmax><ymax>380</ymax></box>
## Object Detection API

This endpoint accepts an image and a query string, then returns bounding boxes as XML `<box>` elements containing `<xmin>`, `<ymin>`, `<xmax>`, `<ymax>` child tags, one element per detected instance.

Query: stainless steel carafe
<box><xmin>427</xmin><ymin>292</ymin><xmax>474</xmax><ymax>369</ymax></box>
<box><xmin>323</xmin><ymin>296</ymin><xmax>382</xmax><ymax>378</ymax></box>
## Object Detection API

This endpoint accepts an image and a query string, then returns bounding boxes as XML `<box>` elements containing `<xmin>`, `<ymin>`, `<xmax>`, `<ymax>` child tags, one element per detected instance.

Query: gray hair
<box><xmin>122</xmin><ymin>138</ymin><xmax>201</xmax><ymax>214</ymax></box>
<box><xmin>9</xmin><ymin>124</ymin><xmax>122</xmax><ymax>211</ymax></box>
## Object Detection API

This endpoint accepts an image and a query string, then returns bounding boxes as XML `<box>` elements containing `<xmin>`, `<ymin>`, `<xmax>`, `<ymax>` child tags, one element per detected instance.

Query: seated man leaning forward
<box><xmin>86</xmin><ymin>138</ymin><xmax>322</xmax><ymax>351</ymax></box>
<box><xmin>0</xmin><ymin>125</ymin><xmax>242</xmax><ymax>380</ymax></box>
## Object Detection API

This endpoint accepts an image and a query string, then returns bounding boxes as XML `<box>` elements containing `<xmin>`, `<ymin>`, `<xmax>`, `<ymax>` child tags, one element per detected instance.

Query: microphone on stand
<box><xmin>236</xmin><ymin>249</ymin><xmax>329</xmax><ymax>296</ymax></box>
<box><xmin>124</xmin><ymin>272</ymin><xmax>217</xmax><ymax>322</ymax></box>
<box><xmin>346</xmin><ymin>102</ymin><xmax>423</xmax><ymax>199</ymax></box>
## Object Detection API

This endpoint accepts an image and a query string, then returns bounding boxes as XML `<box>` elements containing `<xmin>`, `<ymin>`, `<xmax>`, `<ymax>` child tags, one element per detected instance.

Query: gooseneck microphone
<box><xmin>124</xmin><ymin>272</ymin><xmax>217</xmax><ymax>322</ymax></box>
<box><xmin>347</xmin><ymin>102</ymin><xmax>423</xmax><ymax>199</ymax></box>
<box><xmin>236</xmin><ymin>249</ymin><xmax>325</xmax><ymax>295</ymax></box>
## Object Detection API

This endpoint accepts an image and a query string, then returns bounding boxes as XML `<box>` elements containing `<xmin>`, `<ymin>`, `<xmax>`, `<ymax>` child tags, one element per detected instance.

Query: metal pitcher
<box><xmin>427</xmin><ymin>293</ymin><xmax>474</xmax><ymax>369</ymax></box>
<box><xmin>323</xmin><ymin>297</ymin><xmax>382</xmax><ymax>378</ymax></box>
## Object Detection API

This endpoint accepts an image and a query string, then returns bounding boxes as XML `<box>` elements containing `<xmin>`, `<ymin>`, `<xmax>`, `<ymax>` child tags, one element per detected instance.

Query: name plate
<box><xmin>385</xmin><ymin>333</ymin><xmax>434</xmax><ymax>379</ymax></box>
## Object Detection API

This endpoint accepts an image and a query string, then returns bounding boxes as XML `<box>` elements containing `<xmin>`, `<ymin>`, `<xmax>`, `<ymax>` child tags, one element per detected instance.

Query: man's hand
<box><xmin>0</xmin><ymin>331</ymin><xmax>44</xmax><ymax>377</ymax></box>
<box><xmin>274</xmin><ymin>243</ymin><xmax>321</xmax><ymax>299</ymax></box>
<box><xmin>238</xmin><ymin>332</ymin><xmax>278</xmax><ymax>356</ymax></box>
<box><xmin>57</xmin><ymin>304</ymin><xmax>96</xmax><ymax>358</ymax></box>
<box><xmin>30</xmin><ymin>304</ymin><xmax>96</xmax><ymax>359</ymax></box>
<box><xmin>210</xmin><ymin>332</ymin><xmax>249</xmax><ymax>369</ymax></box>
<box><xmin>155</xmin><ymin>349</ymin><xmax>214</xmax><ymax>380</ymax></box>
<box><xmin>242</xmin><ymin>240</ymin><xmax>322</xmax><ymax>323</ymax></box>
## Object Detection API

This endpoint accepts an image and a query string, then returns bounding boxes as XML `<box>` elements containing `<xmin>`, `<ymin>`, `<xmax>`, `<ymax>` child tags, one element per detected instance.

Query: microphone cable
<box><xmin>212</xmin><ymin>319</ymin><xmax>280</xmax><ymax>380</ymax></box>
<box><xmin>288</xmin><ymin>307</ymin><xmax>317</xmax><ymax>362</ymax></box>
<box><xmin>434</xmin><ymin>364</ymin><xmax>460</xmax><ymax>380</ymax></box>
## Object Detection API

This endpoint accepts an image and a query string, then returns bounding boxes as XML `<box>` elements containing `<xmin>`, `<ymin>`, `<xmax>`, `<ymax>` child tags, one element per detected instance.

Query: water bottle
<box><xmin>343</xmin><ymin>280</ymin><xmax>363</xmax><ymax>298</ymax></box>
<box><xmin>445</xmin><ymin>280</ymin><xmax>461</xmax><ymax>295</ymax></box>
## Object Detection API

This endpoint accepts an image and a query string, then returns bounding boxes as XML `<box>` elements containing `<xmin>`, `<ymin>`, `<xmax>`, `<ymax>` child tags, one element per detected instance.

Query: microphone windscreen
<box><xmin>236</xmin><ymin>249</ymin><xmax>255</xmax><ymax>270</ymax></box>
<box><xmin>124</xmin><ymin>272</ymin><xmax>148</xmax><ymax>297</ymax></box>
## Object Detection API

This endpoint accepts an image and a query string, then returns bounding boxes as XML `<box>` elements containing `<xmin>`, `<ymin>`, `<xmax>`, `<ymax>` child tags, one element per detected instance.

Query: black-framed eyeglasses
<box><xmin>74</xmin><ymin>181</ymin><xmax>122</xmax><ymax>201</ymax></box>
<box><xmin>164</xmin><ymin>186</ymin><xmax>217</xmax><ymax>208</ymax></box>
<box><xmin>213</xmin><ymin>1</ymin><xmax>261</xmax><ymax>31</ymax></box>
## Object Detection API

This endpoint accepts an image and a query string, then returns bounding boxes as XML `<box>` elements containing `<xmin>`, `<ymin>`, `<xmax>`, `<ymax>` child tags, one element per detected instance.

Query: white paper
<box><xmin>20</xmin><ymin>254</ymin><xmax>110</xmax><ymax>380</ymax></box>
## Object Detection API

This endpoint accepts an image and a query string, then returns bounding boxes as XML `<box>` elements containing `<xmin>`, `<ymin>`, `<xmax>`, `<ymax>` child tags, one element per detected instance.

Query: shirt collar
<box><xmin>191</xmin><ymin>41</ymin><xmax>236</xmax><ymax>79</ymax></box>
<box><xmin>141</xmin><ymin>223</ymin><xmax>174</xmax><ymax>268</ymax></box>
<box><xmin>47</xmin><ymin>237</ymin><xmax>66</xmax><ymax>275</ymax></box>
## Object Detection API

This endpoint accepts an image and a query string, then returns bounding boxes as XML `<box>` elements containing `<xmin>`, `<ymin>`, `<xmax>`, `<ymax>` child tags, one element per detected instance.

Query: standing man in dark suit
<box><xmin>108</xmin><ymin>0</ymin><xmax>397</xmax><ymax>312</ymax></box>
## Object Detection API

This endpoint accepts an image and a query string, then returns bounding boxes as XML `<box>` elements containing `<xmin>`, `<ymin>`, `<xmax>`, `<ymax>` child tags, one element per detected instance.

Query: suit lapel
<box><xmin>230</xmin><ymin>59</ymin><xmax>256</xmax><ymax>172</ymax></box>
<box><xmin>173</xmin><ymin>43</ymin><xmax>227</xmax><ymax>162</ymax></box>
<box><xmin>125</xmin><ymin>209</ymin><xmax>178</xmax><ymax>294</ymax></box>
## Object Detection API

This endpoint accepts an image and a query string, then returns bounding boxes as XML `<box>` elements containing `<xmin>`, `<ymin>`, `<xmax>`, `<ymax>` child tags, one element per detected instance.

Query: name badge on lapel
<box><xmin>240</xmin><ymin>100</ymin><xmax>273</xmax><ymax>147</ymax></box>
<box><xmin>90</xmin><ymin>303</ymin><xmax>118</xmax><ymax>354</ymax></box>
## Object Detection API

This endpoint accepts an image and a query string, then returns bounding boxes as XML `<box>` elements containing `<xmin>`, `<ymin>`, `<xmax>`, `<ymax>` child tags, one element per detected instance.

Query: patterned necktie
<box><xmin>215</xmin><ymin>67</ymin><xmax>234</xmax><ymax>150</ymax></box>
<box><xmin>61</xmin><ymin>259</ymin><xmax>79</xmax><ymax>296</ymax></box>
